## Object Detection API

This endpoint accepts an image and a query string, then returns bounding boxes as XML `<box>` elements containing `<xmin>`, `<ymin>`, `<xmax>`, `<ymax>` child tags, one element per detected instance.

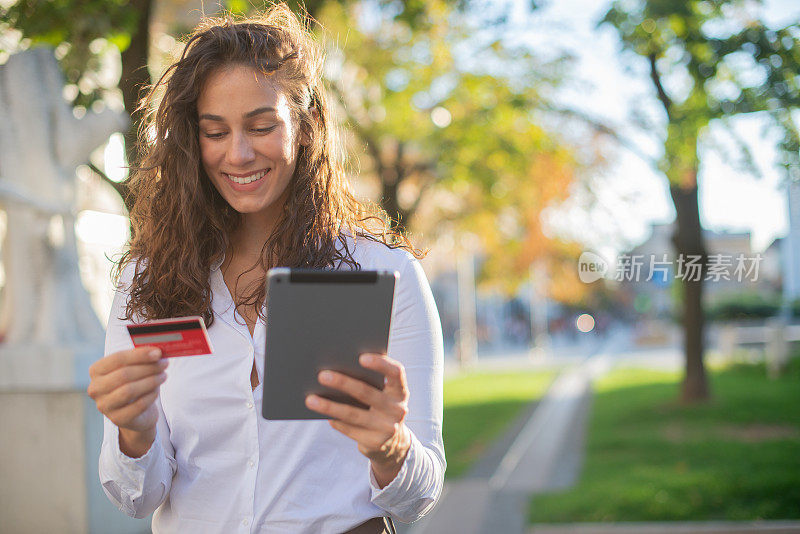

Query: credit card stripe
<box><xmin>132</xmin><ymin>333</ymin><xmax>183</xmax><ymax>343</ymax></box>
<box><xmin>127</xmin><ymin>321</ymin><xmax>202</xmax><ymax>335</ymax></box>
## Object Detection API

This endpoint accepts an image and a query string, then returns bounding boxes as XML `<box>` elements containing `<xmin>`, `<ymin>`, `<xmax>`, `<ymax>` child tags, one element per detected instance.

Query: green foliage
<box><xmin>226</xmin><ymin>0</ymin><xmax>252</xmax><ymax>15</ymax></box>
<box><xmin>600</xmin><ymin>0</ymin><xmax>800</xmax><ymax>185</ymax></box>
<box><xmin>443</xmin><ymin>369</ymin><xmax>555</xmax><ymax>478</ymax></box>
<box><xmin>2</xmin><ymin>0</ymin><xmax>139</xmax><ymax>108</ymax></box>
<box><xmin>319</xmin><ymin>1</ymin><xmax>584</xmax><ymax>293</ymax></box>
<box><xmin>705</xmin><ymin>292</ymin><xmax>782</xmax><ymax>321</ymax></box>
<box><xmin>601</xmin><ymin>0</ymin><xmax>800</xmax><ymax>403</ymax></box>
<box><xmin>528</xmin><ymin>363</ymin><xmax>800</xmax><ymax>522</ymax></box>
<box><xmin>227</xmin><ymin>0</ymin><xmax>460</xmax><ymax>31</ymax></box>
<box><xmin>1</xmin><ymin>0</ymin><xmax>459</xmax><ymax>112</ymax></box>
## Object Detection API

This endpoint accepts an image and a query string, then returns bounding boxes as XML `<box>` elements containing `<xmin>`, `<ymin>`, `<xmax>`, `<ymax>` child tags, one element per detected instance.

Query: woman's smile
<box><xmin>198</xmin><ymin>64</ymin><xmax>300</xmax><ymax>222</ymax></box>
<box><xmin>224</xmin><ymin>168</ymin><xmax>271</xmax><ymax>189</ymax></box>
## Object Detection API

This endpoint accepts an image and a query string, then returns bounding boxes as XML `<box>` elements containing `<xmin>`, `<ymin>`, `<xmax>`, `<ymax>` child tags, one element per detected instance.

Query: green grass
<box><xmin>443</xmin><ymin>369</ymin><xmax>555</xmax><ymax>478</ymax></box>
<box><xmin>528</xmin><ymin>359</ymin><xmax>800</xmax><ymax>523</ymax></box>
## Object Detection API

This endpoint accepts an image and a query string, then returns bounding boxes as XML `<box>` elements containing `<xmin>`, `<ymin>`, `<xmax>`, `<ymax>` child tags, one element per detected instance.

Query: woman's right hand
<box><xmin>87</xmin><ymin>347</ymin><xmax>169</xmax><ymax>455</ymax></box>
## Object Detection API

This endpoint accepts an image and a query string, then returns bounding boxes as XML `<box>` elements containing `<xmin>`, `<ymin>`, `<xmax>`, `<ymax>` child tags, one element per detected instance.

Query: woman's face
<box><xmin>197</xmin><ymin>64</ymin><xmax>304</xmax><ymax>225</ymax></box>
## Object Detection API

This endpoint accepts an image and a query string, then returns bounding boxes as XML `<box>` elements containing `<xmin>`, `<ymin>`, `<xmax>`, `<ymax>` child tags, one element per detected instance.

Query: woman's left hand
<box><xmin>305</xmin><ymin>353</ymin><xmax>411</xmax><ymax>488</ymax></box>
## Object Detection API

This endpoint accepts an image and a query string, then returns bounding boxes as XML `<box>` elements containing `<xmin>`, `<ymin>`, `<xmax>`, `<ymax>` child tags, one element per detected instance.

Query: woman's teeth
<box><xmin>226</xmin><ymin>170</ymin><xmax>268</xmax><ymax>184</ymax></box>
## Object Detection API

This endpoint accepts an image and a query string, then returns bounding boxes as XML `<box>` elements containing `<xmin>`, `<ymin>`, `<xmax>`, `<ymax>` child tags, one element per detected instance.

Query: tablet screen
<box><xmin>261</xmin><ymin>268</ymin><xmax>397</xmax><ymax>420</ymax></box>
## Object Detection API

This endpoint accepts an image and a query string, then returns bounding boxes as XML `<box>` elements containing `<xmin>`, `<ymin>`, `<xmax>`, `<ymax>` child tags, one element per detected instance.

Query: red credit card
<box><xmin>126</xmin><ymin>316</ymin><xmax>213</xmax><ymax>358</ymax></box>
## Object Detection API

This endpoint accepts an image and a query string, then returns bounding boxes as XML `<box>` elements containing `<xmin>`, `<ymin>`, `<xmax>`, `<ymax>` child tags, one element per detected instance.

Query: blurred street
<box><xmin>406</xmin><ymin>325</ymin><xmax>800</xmax><ymax>534</ymax></box>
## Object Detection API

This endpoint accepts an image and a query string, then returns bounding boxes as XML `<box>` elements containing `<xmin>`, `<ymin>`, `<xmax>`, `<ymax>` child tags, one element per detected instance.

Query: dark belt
<box><xmin>341</xmin><ymin>517</ymin><xmax>396</xmax><ymax>534</ymax></box>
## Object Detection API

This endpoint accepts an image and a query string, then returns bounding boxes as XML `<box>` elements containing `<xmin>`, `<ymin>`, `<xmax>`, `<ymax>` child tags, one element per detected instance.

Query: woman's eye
<box><xmin>201</xmin><ymin>126</ymin><xmax>275</xmax><ymax>138</ymax></box>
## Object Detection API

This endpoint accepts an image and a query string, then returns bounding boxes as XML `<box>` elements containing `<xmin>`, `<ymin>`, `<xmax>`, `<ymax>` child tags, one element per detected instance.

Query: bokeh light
<box><xmin>576</xmin><ymin>313</ymin><xmax>595</xmax><ymax>333</ymax></box>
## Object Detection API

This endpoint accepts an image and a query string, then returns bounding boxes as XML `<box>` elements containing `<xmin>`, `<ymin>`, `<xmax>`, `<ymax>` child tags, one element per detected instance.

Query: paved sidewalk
<box><xmin>404</xmin><ymin>336</ymin><xmax>620</xmax><ymax>534</ymax></box>
<box><xmin>528</xmin><ymin>521</ymin><xmax>800</xmax><ymax>533</ymax></box>
<box><xmin>403</xmin><ymin>338</ymin><xmax>797</xmax><ymax>534</ymax></box>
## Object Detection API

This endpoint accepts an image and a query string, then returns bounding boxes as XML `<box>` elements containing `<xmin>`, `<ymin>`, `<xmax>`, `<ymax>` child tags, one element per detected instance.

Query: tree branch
<box><xmin>648</xmin><ymin>53</ymin><xmax>672</xmax><ymax>118</ymax></box>
<box><xmin>395</xmin><ymin>141</ymin><xmax>406</xmax><ymax>178</ymax></box>
<box><xmin>328</xmin><ymin>80</ymin><xmax>384</xmax><ymax>175</ymax></box>
<box><xmin>356</xmin><ymin>122</ymin><xmax>384</xmax><ymax>176</ymax></box>
<box><xmin>406</xmin><ymin>174</ymin><xmax>437</xmax><ymax>218</ymax></box>
<box><xmin>542</xmin><ymin>104</ymin><xmax>661</xmax><ymax>172</ymax></box>
<box><xmin>88</xmin><ymin>162</ymin><xmax>130</xmax><ymax>207</ymax></box>
<box><xmin>407</xmin><ymin>161</ymin><xmax>435</xmax><ymax>175</ymax></box>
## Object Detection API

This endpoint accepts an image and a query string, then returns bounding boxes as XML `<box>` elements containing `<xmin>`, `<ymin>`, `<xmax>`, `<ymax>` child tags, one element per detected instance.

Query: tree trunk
<box><xmin>117</xmin><ymin>0</ymin><xmax>153</xmax><ymax>212</ymax></box>
<box><xmin>670</xmin><ymin>181</ymin><xmax>710</xmax><ymax>402</ymax></box>
<box><xmin>380</xmin><ymin>177</ymin><xmax>408</xmax><ymax>231</ymax></box>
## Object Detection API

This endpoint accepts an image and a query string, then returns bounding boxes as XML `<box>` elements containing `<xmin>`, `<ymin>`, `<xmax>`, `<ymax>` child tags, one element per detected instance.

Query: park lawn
<box><xmin>442</xmin><ymin>368</ymin><xmax>556</xmax><ymax>479</ymax></box>
<box><xmin>528</xmin><ymin>359</ymin><xmax>800</xmax><ymax>523</ymax></box>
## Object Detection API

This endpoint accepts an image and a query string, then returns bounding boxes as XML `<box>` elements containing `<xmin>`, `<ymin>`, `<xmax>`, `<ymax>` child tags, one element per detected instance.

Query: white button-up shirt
<box><xmin>98</xmin><ymin>237</ymin><xmax>445</xmax><ymax>533</ymax></box>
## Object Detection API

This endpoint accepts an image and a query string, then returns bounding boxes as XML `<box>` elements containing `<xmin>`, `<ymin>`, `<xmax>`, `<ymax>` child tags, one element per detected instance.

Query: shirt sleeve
<box><xmin>369</xmin><ymin>254</ymin><xmax>446</xmax><ymax>523</ymax></box>
<box><xmin>97</xmin><ymin>260</ymin><xmax>177</xmax><ymax>519</ymax></box>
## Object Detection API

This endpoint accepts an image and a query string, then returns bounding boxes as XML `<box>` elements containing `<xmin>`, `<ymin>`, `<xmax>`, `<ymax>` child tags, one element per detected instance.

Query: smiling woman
<box><xmin>197</xmin><ymin>66</ymin><xmax>299</xmax><ymax>224</ymax></box>
<box><xmin>88</xmin><ymin>4</ymin><xmax>446</xmax><ymax>534</ymax></box>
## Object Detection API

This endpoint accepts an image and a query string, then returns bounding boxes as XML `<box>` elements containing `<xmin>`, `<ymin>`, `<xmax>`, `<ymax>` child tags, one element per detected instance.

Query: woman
<box><xmin>86</xmin><ymin>5</ymin><xmax>445</xmax><ymax>533</ymax></box>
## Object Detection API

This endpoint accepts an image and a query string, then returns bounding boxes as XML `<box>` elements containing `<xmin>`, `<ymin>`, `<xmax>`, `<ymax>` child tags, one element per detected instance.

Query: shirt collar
<box><xmin>211</xmin><ymin>253</ymin><xmax>225</xmax><ymax>272</ymax></box>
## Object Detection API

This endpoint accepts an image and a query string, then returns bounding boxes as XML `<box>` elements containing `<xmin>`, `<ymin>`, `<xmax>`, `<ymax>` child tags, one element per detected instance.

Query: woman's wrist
<box><xmin>118</xmin><ymin>427</ymin><xmax>156</xmax><ymax>459</ymax></box>
<box><xmin>370</xmin><ymin>425</ymin><xmax>411</xmax><ymax>488</ymax></box>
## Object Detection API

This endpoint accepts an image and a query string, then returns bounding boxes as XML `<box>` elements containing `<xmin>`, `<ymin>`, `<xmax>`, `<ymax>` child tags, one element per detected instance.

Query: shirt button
<box><xmin>247</xmin><ymin>402</ymin><xmax>254</xmax><ymax>409</ymax></box>
<box><xmin>242</xmin><ymin>518</ymin><xmax>249</xmax><ymax>526</ymax></box>
<box><xmin>249</xmin><ymin>460</ymin><xmax>255</xmax><ymax>467</ymax></box>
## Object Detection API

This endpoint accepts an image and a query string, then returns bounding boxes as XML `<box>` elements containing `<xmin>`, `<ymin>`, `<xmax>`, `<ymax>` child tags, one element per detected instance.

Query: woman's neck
<box><xmin>227</xmin><ymin>188</ymin><xmax>289</xmax><ymax>262</ymax></box>
<box><xmin>230</xmin><ymin>233</ymin><xmax>266</xmax><ymax>260</ymax></box>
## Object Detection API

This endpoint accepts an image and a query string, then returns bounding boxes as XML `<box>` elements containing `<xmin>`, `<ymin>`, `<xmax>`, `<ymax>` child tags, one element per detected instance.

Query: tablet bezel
<box><xmin>261</xmin><ymin>268</ymin><xmax>397</xmax><ymax>420</ymax></box>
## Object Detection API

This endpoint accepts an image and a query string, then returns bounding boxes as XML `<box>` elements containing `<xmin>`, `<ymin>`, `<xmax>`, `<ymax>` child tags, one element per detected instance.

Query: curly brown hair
<box><xmin>112</xmin><ymin>3</ymin><xmax>422</xmax><ymax>328</ymax></box>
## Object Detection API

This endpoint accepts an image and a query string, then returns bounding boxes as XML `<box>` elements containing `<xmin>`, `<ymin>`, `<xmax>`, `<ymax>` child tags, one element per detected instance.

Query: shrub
<box><xmin>705</xmin><ymin>293</ymin><xmax>781</xmax><ymax>321</ymax></box>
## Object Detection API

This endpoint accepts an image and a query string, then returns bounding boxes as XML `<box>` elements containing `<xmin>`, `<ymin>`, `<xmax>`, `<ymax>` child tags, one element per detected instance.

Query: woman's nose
<box><xmin>225</xmin><ymin>132</ymin><xmax>256</xmax><ymax>166</ymax></box>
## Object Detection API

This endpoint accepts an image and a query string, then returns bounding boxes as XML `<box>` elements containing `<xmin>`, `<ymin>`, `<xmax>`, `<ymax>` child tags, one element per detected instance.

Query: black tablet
<box><xmin>261</xmin><ymin>268</ymin><xmax>397</xmax><ymax>420</ymax></box>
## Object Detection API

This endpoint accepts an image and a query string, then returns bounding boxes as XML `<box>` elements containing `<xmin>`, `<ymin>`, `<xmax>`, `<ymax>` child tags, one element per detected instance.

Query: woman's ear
<box><xmin>299</xmin><ymin>107</ymin><xmax>319</xmax><ymax>147</ymax></box>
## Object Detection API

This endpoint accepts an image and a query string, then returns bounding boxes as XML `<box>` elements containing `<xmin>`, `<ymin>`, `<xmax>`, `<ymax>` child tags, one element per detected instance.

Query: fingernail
<box><xmin>307</xmin><ymin>396</ymin><xmax>320</xmax><ymax>407</ymax></box>
<box><xmin>319</xmin><ymin>371</ymin><xmax>333</xmax><ymax>383</ymax></box>
<box><xmin>360</xmin><ymin>354</ymin><xmax>373</xmax><ymax>365</ymax></box>
<box><xmin>158</xmin><ymin>359</ymin><xmax>169</xmax><ymax>368</ymax></box>
<box><xmin>149</xmin><ymin>348</ymin><xmax>162</xmax><ymax>359</ymax></box>
<box><xmin>157</xmin><ymin>372</ymin><xmax>167</xmax><ymax>382</ymax></box>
